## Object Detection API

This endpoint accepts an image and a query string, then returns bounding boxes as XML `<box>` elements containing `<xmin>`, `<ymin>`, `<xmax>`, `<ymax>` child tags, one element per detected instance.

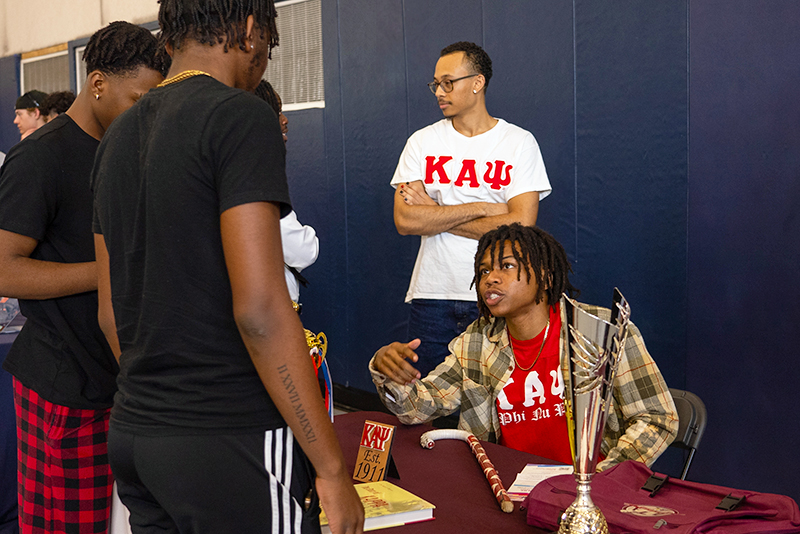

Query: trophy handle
<box><xmin>609</xmin><ymin>287</ymin><xmax>628</xmax><ymax>324</ymax></box>
<box><xmin>563</xmin><ymin>298</ymin><xmax>577</xmax><ymax>466</ymax></box>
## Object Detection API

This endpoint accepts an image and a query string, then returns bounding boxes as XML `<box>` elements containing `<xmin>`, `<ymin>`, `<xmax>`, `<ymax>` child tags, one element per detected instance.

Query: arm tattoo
<box><xmin>277</xmin><ymin>364</ymin><xmax>317</xmax><ymax>443</ymax></box>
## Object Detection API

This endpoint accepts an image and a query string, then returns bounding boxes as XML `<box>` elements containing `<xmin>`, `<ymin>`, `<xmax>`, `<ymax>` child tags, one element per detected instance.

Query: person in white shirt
<box><xmin>391</xmin><ymin>41</ymin><xmax>552</xmax><ymax>375</ymax></box>
<box><xmin>281</xmin><ymin>210</ymin><xmax>318</xmax><ymax>303</ymax></box>
<box><xmin>254</xmin><ymin>80</ymin><xmax>319</xmax><ymax>304</ymax></box>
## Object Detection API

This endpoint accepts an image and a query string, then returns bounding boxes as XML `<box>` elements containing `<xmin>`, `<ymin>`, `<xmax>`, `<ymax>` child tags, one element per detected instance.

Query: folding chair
<box><xmin>668</xmin><ymin>388</ymin><xmax>707</xmax><ymax>480</ymax></box>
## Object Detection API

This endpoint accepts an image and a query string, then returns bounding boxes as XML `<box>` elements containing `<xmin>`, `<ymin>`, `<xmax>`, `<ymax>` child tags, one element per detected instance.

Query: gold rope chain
<box><xmin>157</xmin><ymin>70</ymin><xmax>211</xmax><ymax>87</ymax></box>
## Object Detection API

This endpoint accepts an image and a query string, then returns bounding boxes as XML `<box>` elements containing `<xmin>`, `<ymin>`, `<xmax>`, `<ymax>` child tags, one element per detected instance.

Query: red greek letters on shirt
<box><xmin>484</xmin><ymin>161</ymin><xmax>512</xmax><ymax>190</ymax></box>
<box><xmin>424</xmin><ymin>156</ymin><xmax>513</xmax><ymax>189</ymax></box>
<box><xmin>425</xmin><ymin>156</ymin><xmax>452</xmax><ymax>184</ymax></box>
<box><xmin>455</xmin><ymin>160</ymin><xmax>479</xmax><ymax>188</ymax></box>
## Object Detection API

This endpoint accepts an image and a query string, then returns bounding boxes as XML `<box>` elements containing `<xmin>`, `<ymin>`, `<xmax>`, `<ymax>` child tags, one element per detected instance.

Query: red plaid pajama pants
<box><xmin>13</xmin><ymin>378</ymin><xmax>113</xmax><ymax>534</ymax></box>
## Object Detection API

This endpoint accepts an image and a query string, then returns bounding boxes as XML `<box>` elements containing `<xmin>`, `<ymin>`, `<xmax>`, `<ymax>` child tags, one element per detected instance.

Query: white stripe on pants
<box><xmin>264</xmin><ymin>427</ymin><xmax>303</xmax><ymax>533</ymax></box>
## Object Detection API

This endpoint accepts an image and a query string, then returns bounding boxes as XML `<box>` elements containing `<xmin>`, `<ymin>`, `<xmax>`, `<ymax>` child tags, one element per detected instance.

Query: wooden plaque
<box><xmin>353</xmin><ymin>420</ymin><xmax>399</xmax><ymax>482</ymax></box>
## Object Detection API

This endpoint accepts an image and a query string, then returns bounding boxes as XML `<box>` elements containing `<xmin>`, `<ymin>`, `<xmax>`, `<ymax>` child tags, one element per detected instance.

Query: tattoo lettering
<box><xmin>277</xmin><ymin>364</ymin><xmax>317</xmax><ymax>443</ymax></box>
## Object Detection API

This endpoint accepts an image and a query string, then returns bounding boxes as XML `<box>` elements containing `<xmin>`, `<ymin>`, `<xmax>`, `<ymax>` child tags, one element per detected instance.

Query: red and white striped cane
<box><xmin>420</xmin><ymin>429</ymin><xmax>514</xmax><ymax>513</ymax></box>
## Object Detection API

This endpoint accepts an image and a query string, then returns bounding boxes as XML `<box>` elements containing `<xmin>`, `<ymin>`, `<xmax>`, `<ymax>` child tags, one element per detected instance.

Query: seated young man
<box><xmin>370</xmin><ymin>223</ymin><xmax>678</xmax><ymax>470</ymax></box>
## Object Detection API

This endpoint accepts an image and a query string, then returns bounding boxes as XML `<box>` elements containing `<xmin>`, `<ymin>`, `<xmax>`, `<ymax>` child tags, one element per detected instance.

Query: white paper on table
<box><xmin>507</xmin><ymin>464</ymin><xmax>574</xmax><ymax>502</ymax></box>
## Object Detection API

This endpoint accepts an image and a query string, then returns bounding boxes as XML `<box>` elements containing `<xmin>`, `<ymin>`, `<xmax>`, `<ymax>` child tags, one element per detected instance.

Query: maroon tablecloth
<box><xmin>333</xmin><ymin>411</ymin><xmax>556</xmax><ymax>533</ymax></box>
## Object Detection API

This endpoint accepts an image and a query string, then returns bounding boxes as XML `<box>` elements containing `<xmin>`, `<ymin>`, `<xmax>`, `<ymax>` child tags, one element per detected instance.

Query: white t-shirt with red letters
<box><xmin>391</xmin><ymin>118</ymin><xmax>551</xmax><ymax>302</ymax></box>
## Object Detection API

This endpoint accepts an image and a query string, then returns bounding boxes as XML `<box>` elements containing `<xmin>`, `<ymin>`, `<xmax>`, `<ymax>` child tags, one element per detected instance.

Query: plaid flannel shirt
<box><xmin>370</xmin><ymin>298</ymin><xmax>678</xmax><ymax>470</ymax></box>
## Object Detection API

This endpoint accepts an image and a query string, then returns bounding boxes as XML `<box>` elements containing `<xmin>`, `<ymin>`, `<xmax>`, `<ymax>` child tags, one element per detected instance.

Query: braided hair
<box><xmin>83</xmin><ymin>21</ymin><xmax>170</xmax><ymax>78</ymax></box>
<box><xmin>440</xmin><ymin>41</ymin><xmax>493</xmax><ymax>91</ymax></box>
<box><xmin>472</xmin><ymin>223</ymin><xmax>578</xmax><ymax>323</ymax></box>
<box><xmin>158</xmin><ymin>0</ymin><xmax>279</xmax><ymax>55</ymax></box>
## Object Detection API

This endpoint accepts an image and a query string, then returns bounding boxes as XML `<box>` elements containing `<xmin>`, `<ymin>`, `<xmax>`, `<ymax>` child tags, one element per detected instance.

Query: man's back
<box><xmin>92</xmin><ymin>75</ymin><xmax>291</xmax><ymax>432</ymax></box>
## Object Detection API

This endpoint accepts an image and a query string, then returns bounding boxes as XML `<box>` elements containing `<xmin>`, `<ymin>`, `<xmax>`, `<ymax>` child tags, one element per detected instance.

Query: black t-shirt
<box><xmin>0</xmin><ymin>114</ymin><xmax>117</xmax><ymax>409</ymax></box>
<box><xmin>91</xmin><ymin>75</ymin><xmax>292</xmax><ymax>434</ymax></box>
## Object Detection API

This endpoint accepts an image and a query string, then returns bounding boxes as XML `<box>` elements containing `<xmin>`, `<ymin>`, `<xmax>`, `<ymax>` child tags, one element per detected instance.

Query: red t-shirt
<box><xmin>496</xmin><ymin>304</ymin><xmax>573</xmax><ymax>465</ymax></box>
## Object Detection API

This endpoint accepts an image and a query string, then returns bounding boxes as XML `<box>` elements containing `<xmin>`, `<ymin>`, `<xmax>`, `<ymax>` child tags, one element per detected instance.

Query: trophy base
<box><xmin>557</xmin><ymin>479</ymin><xmax>608</xmax><ymax>534</ymax></box>
<box><xmin>558</xmin><ymin>503</ymin><xmax>608</xmax><ymax>534</ymax></box>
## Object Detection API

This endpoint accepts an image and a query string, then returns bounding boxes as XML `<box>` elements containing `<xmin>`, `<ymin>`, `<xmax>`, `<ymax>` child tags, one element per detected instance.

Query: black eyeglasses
<box><xmin>427</xmin><ymin>74</ymin><xmax>479</xmax><ymax>94</ymax></box>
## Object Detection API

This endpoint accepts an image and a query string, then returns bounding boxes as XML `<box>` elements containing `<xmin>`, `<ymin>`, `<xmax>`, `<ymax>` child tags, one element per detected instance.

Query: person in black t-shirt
<box><xmin>91</xmin><ymin>3</ymin><xmax>363</xmax><ymax>534</ymax></box>
<box><xmin>0</xmin><ymin>22</ymin><xmax>166</xmax><ymax>534</ymax></box>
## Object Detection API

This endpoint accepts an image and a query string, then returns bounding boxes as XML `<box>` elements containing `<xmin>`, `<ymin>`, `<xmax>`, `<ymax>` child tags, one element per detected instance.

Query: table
<box><xmin>107</xmin><ymin>410</ymin><xmax>560</xmax><ymax>534</ymax></box>
<box><xmin>333</xmin><ymin>411</ymin><xmax>555</xmax><ymax>533</ymax></box>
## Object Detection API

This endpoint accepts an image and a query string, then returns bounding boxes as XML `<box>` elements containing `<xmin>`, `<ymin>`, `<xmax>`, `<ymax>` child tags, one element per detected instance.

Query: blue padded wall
<box><xmin>485</xmin><ymin>2</ymin><xmax>576</xmax><ymax>258</ymax></box>
<box><xmin>572</xmin><ymin>1</ymin><xmax>688</xmax><ymax>390</ymax></box>
<box><xmin>687</xmin><ymin>0</ymin><xmax>800</xmax><ymax>501</ymax></box>
<box><xmin>0</xmin><ymin>55</ymin><xmax>21</xmax><ymax>154</ymax></box>
<box><xmin>337</xmin><ymin>0</ymin><xmax>415</xmax><ymax>364</ymax></box>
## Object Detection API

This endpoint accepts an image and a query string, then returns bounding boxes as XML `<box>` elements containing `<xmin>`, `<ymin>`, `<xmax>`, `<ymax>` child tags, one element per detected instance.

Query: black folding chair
<box><xmin>668</xmin><ymin>388</ymin><xmax>708</xmax><ymax>480</ymax></box>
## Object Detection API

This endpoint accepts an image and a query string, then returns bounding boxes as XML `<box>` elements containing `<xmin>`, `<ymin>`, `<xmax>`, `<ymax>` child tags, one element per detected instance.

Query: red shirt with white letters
<box><xmin>496</xmin><ymin>304</ymin><xmax>573</xmax><ymax>465</ymax></box>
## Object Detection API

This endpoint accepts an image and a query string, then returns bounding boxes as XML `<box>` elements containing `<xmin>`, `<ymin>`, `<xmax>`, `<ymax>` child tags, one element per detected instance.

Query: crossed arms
<box><xmin>393</xmin><ymin>180</ymin><xmax>539</xmax><ymax>240</ymax></box>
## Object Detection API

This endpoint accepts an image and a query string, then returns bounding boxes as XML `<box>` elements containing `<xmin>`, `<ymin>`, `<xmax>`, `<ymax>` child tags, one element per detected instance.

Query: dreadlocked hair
<box><xmin>472</xmin><ymin>223</ymin><xmax>578</xmax><ymax>324</ymax></box>
<box><xmin>83</xmin><ymin>21</ymin><xmax>170</xmax><ymax>78</ymax></box>
<box><xmin>441</xmin><ymin>41</ymin><xmax>493</xmax><ymax>90</ymax></box>
<box><xmin>158</xmin><ymin>0</ymin><xmax>279</xmax><ymax>55</ymax></box>
<box><xmin>254</xmin><ymin>80</ymin><xmax>280</xmax><ymax>116</ymax></box>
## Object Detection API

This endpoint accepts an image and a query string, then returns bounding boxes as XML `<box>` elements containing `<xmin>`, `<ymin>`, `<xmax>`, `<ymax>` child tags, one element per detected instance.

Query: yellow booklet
<box><xmin>320</xmin><ymin>480</ymin><xmax>435</xmax><ymax>533</ymax></box>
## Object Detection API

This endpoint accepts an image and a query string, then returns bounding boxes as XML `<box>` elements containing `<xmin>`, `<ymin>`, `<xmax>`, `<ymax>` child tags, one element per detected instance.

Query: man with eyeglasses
<box><xmin>391</xmin><ymin>41</ymin><xmax>552</xmax><ymax>376</ymax></box>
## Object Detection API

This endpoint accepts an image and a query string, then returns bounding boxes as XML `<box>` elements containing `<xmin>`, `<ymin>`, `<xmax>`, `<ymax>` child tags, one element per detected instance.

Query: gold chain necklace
<box><xmin>157</xmin><ymin>70</ymin><xmax>211</xmax><ymax>87</ymax></box>
<box><xmin>511</xmin><ymin>318</ymin><xmax>551</xmax><ymax>372</ymax></box>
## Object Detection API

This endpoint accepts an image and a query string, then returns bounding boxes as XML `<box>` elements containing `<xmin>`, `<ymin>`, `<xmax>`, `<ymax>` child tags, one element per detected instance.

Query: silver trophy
<box><xmin>559</xmin><ymin>289</ymin><xmax>630</xmax><ymax>534</ymax></box>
